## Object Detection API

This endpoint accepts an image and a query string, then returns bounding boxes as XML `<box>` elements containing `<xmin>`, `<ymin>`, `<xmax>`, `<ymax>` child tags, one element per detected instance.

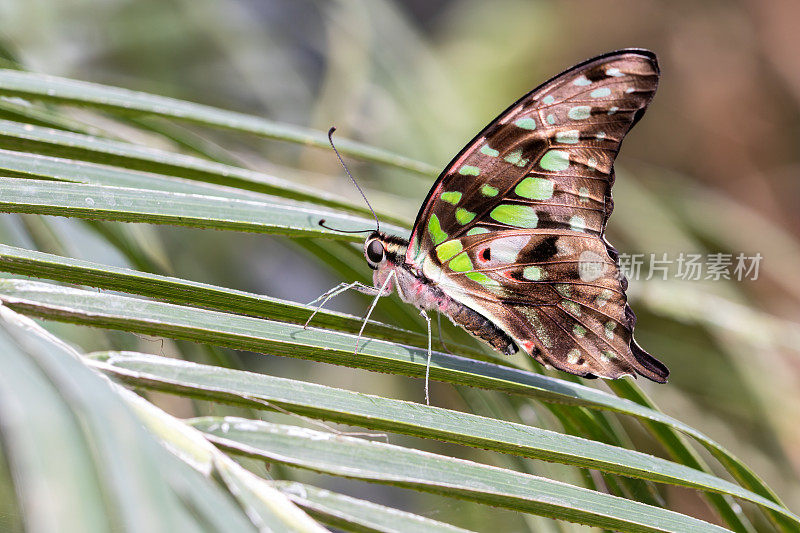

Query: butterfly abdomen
<box><xmin>444</xmin><ymin>300</ymin><xmax>518</xmax><ymax>356</ymax></box>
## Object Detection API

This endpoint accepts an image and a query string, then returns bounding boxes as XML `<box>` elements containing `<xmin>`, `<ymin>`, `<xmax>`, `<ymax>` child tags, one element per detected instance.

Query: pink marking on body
<box><xmin>413</xmin><ymin>279</ymin><xmax>425</xmax><ymax>297</ymax></box>
<box><xmin>407</xmin><ymin>235</ymin><xmax>417</xmax><ymax>256</ymax></box>
<box><xmin>521</xmin><ymin>340</ymin><xmax>535</xmax><ymax>354</ymax></box>
<box><xmin>372</xmin><ymin>267</ymin><xmax>396</xmax><ymax>295</ymax></box>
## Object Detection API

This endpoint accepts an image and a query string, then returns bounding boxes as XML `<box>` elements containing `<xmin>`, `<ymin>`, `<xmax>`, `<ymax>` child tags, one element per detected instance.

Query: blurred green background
<box><xmin>1</xmin><ymin>0</ymin><xmax>799</xmax><ymax>528</ymax></box>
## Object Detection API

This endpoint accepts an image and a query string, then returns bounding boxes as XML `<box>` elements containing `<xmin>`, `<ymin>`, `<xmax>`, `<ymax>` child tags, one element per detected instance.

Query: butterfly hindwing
<box><xmin>406</xmin><ymin>49</ymin><xmax>668</xmax><ymax>382</ymax></box>
<box><xmin>428</xmin><ymin>229</ymin><xmax>658</xmax><ymax>380</ymax></box>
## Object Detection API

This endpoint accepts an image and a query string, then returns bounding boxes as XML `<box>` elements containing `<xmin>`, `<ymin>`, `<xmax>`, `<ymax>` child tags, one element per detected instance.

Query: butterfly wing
<box><xmin>405</xmin><ymin>49</ymin><xmax>668</xmax><ymax>382</ymax></box>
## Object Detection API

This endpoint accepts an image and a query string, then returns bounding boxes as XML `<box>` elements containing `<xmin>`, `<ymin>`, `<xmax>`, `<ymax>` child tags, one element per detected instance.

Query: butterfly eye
<box><xmin>365</xmin><ymin>239</ymin><xmax>384</xmax><ymax>268</ymax></box>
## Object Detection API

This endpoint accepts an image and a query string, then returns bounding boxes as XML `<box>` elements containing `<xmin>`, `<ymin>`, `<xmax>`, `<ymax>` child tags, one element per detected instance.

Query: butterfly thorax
<box><xmin>367</xmin><ymin>232</ymin><xmax>517</xmax><ymax>356</ymax></box>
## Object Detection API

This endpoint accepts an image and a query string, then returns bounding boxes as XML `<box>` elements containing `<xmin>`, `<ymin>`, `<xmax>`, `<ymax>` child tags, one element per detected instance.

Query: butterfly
<box><xmin>314</xmin><ymin>49</ymin><xmax>668</xmax><ymax>401</ymax></box>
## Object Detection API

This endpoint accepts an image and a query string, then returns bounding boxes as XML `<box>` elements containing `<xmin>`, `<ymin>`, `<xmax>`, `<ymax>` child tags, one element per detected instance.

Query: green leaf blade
<box><xmin>88</xmin><ymin>351</ymin><xmax>798</xmax><ymax>523</ymax></box>
<box><xmin>192</xmin><ymin>417</ymin><xmax>731</xmax><ymax>533</ymax></box>
<box><xmin>0</xmin><ymin>177</ymin><xmax>405</xmax><ymax>240</ymax></box>
<box><xmin>274</xmin><ymin>481</ymin><xmax>475</xmax><ymax>533</ymax></box>
<box><xmin>1</xmin><ymin>278</ymin><xmax>795</xmax><ymax>528</ymax></box>
<box><xmin>0</xmin><ymin>69</ymin><xmax>439</xmax><ymax>176</ymax></box>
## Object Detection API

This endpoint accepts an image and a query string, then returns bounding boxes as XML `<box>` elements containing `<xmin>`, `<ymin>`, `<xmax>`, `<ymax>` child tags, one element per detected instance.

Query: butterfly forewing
<box><xmin>406</xmin><ymin>49</ymin><xmax>668</xmax><ymax>382</ymax></box>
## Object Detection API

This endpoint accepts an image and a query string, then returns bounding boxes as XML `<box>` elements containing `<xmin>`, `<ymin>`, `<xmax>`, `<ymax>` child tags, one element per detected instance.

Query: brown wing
<box><xmin>429</xmin><ymin>230</ymin><xmax>667</xmax><ymax>381</ymax></box>
<box><xmin>406</xmin><ymin>49</ymin><xmax>667</xmax><ymax>382</ymax></box>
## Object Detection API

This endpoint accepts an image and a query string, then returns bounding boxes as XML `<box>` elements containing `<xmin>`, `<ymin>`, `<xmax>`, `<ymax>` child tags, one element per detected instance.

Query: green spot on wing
<box><xmin>436</xmin><ymin>240</ymin><xmax>463</xmax><ymax>263</ymax></box>
<box><xmin>504</xmin><ymin>148</ymin><xmax>528</xmax><ymax>168</ymax></box>
<box><xmin>428</xmin><ymin>214</ymin><xmax>448</xmax><ymax>245</ymax></box>
<box><xmin>466</xmin><ymin>227</ymin><xmax>489</xmax><ymax>236</ymax></box>
<box><xmin>449</xmin><ymin>252</ymin><xmax>473</xmax><ymax>272</ymax></box>
<box><xmin>555</xmin><ymin>284</ymin><xmax>571</xmax><ymax>297</ymax></box>
<box><xmin>481</xmin><ymin>184</ymin><xmax>499</xmax><ymax>197</ymax></box>
<box><xmin>514</xmin><ymin>117</ymin><xmax>537</xmax><ymax>130</ymax></box>
<box><xmin>542</xmin><ymin>95</ymin><xmax>555</xmax><ymax>105</ymax></box>
<box><xmin>490</xmin><ymin>205</ymin><xmax>539</xmax><ymax>228</ymax></box>
<box><xmin>555</xmin><ymin>130</ymin><xmax>580</xmax><ymax>144</ymax></box>
<box><xmin>596</xmin><ymin>289</ymin><xmax>612</xmax><ymax>307</ymax></box>
<box><xmin>455</xmin><ymin>208</ymin><xmax>476</xmax><ymax>225</ymax></box>
<box><xmin>569</xmin><ymin>215</ymin><xmax>586</xmax><ymax>232</ymax></box>
<box><xmin>458</xmin><ymin>165</ymin><xmax>481</xmax><ymax>176</ymax></box>
<box><xmin>573</xmin><ymin>324</ymin><xmax>587</xmax><ymax>338</ymax></box>
<box><xmin>480</xmin><ymin>144</ymin><xmax>499</xmax><ymax>157</ymax></box>
<box><xmin>604</xmin><ymin>321</ymin><xmax>616</xmax><ymax>339</ymax></box>
<box><xmin>465</xmin><ymin>271</ymin><xmax>498</xmax><ymax>287</ymax></box>
<box><xmin>546</xmin><ymin>114</ymin><xmax>556</xmax><ymax>125</ymax></box>
<box><xmin>515</xmin><ymin>177</ymin><xmax>554</xmax><ymax>200</ymax></box>
<box><xmin>568</xmin><ymin>106</ymin><xmax>591</xmax><ymax>120</ymax></box>
<box><xmin>562</xmin><ymin>300</ymin><xmax>581</xmax><ymax>316</ymax></box>
<box><xmin>567</xmin><ymin>349</ymin><xmax>581</xmax><ymax>364</ymax></box>
<box><xmin>522</xmin><ymin>266</ymin><xmax>543</xmax><ymax>280</ymax></box>
<box><xmin>590</xmin><ymin>87</ymin><xmax>612</xmax><ymax>98</ymax></box>
<box><xmin>539</xmin><ymin>150</ymin><xmax>570</xmax><ymax>172</ymax></box>
<box><xmin>527</xmin><ymin>311</ymin><xmax>552</xmax><ymax>348</ymax></box>
<box><xmin>440</xmin><ymin>191</ymin><xmax>462</xmax><ymax>205</ymax></box>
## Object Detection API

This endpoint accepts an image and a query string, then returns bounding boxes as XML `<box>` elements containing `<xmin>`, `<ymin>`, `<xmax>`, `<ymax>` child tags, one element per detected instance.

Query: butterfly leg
<box><xmin>353</xmin><ymin>270</ymin><xmax>396</xmax><ymax>356</ymax></box>
<box><xmin>420</xmin><ymin>309</ymin><xmax>433</xmax><ymax>405</ymax></box>
<box><xmin>304</xmin><ymin>281</ymin><xmax>381</xmax><ymax>329</ymax></box>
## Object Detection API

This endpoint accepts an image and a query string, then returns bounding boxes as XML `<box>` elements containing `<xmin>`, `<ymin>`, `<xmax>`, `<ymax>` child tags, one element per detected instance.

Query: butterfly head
<box><xmin>364</xmin><ymin>232</ymin><xmax>407</xmax><ymax>270</ymax></box>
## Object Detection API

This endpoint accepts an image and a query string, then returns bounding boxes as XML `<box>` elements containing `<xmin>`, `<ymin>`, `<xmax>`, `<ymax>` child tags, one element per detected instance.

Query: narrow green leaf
<box><xmin>0</xmin><ymin>98</ymin><xmax>98</xmax><ymax>134</ymax></box>
<box><xmin>0</xmin><ymin>320</ymin><xmax>113</xmax><ymax>531</ymax></box>
<box><xmin>0</xmin><ymin>119</ymin><xmax>368</xmax><ymax>213</ymax></box>
<box><xmin>192</xmin><ymin>417</ymin><xmax>730</xmax><ymax>533</ymax></box>
<box><xmin>120</xmin><ymin>384</ymin><xmax>327</xmax><ymax>533</ymax></box>
<box><xmin>0</xmin><ymin>277</ymin><xmax>786</xmax><ymax>518</ymax></box>
<box><xmin>127</xmin><ymin>115</ymin><xmax>246</xmax><ymax>167</ymax></box>
<box><xmin>274</xmin><ymin>480</ymin><xmax>474</xmax><ymax>533</ymax></box>
<box><xmin>607</xmin><ymin>380</ymin><xmax>778</xmax><ymax>532</ymax></box>
<box><xmin>0</xmin><ymin>69</ymin><xmax>439</xmax><ymax>177</ymax></box>
<box><xmin>0</xmin><ymin>148</ymin><xmax>276</xmax><ymax>201</ymax></box>
<box><xmin>0</xmin><ymin>278</ymin><xmax>673</xmax><ymax>411</ymax></box>
<box><xmin>0</xmin><ymin>177</ymin><xmax>405</xmax><ymax>240</ymax></box>
<box><xmin>0</xmin><ymin>305</ymin><xmax>257</xmax><ymax>532</ymax></box>
<box><xmin>0</xmin><ymin>243</ymin><xmax>440</xmax><ymax>350</ymax></box>
<box><xmin>88</xmin><ymin>350</ymin><xmax>799</xmax><ymax>523</ymax></box>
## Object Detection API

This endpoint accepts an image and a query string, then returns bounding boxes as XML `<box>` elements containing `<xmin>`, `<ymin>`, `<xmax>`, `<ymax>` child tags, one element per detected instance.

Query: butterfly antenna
<box><xmin>317</xmin><ymin>219</ymin><xmax>374</xmax><ymax>234</ymax></box>
<box><xmin>328</xmin><ymin>127</ymin><xmax>380</xmax><ymax>232</ymax></box>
